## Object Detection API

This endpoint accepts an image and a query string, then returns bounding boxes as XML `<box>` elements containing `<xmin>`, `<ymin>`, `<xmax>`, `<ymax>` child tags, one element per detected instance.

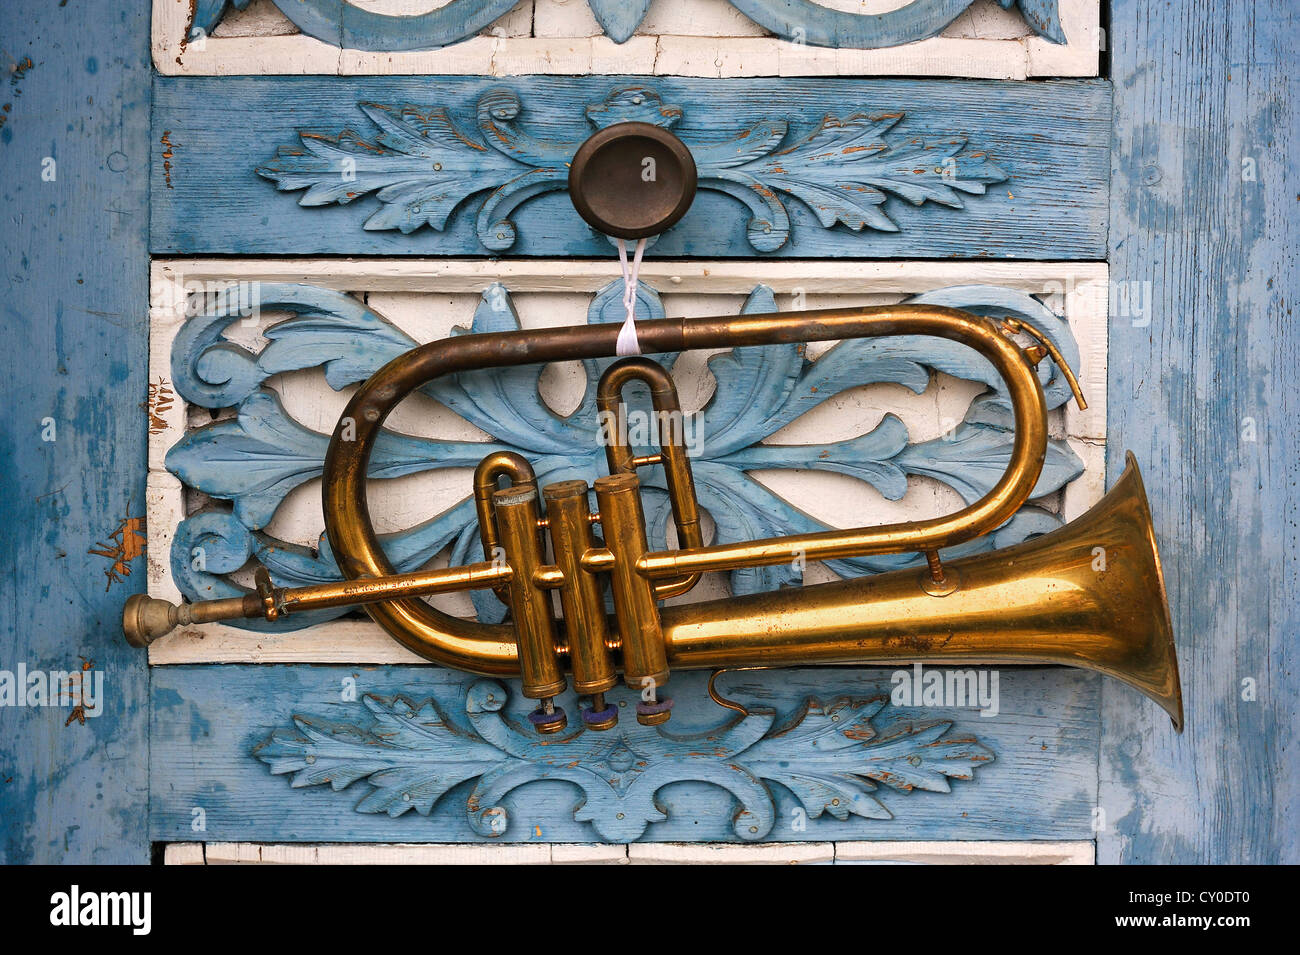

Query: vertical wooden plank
<box><xmin>1102</xmin><ymin>0</ymin><xmax>1298</xmax><ymax>863</ymax></box>
<box><xmin>0</xmin><ymin>1</ymin><xmax>151</xmax><ymax>862</ymax></box>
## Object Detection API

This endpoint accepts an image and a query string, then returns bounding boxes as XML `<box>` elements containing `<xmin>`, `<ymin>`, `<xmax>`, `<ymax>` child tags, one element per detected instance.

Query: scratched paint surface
<box><xmin>1099</xmin><ymin>0</ymin><xmax>1298</xmax><ymax>864</ymax></box>
<box><xmin>0</xmin><ymin>2</ymin><xmax>152</xmax><ymax>862</ymax></box>
<box><xmin>150</xmin><ymin>666</ymin><xmax>1101</xmax><ymax>844</ymax></box>
<box><xmin>150</xmin><ymin>75</ymin><xmax>1111</xmax><ymax>259</ymax></box>
<box><xmin>1</xmin><ymin>0</ymin><xmax>1293</xmax><ymax>863</ymax></box>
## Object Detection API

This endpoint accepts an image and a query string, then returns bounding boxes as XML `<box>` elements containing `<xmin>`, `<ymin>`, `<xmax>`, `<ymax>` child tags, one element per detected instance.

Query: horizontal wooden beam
<box><xmin>150</xmin><ymin>665</ymin><xmax>1102</xmax><ymax>844</ymax></box>
<box><xmin>151</xmin><ymin>76</ymin><xmax>1110</xmax><ymax>259</ymax></box>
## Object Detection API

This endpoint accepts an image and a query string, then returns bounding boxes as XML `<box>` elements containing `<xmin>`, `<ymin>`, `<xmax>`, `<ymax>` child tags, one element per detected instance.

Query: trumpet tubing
<box><xmin>660</xmin><ymin>454</ymin><xmax>1183</xmax><ymax>731</ymax></box>
<box><xmin>123</xmin><ymin>304</ymin><xmax>1184</xmax><ymax>734</ymax></box>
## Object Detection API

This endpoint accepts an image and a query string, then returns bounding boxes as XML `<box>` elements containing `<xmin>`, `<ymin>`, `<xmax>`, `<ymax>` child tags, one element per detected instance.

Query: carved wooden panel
<box><xmin>156</xmin><ymin>0</ymin><xmax>1102</xmax><ymax>78</ymax></box>
<box><xmin>150</xmin><ymin>76</ymin><xmax>1111</xmax><ymax>258</ymax></box>
<box><xmin>149</xmin><ymin>665</ymin><xmax>1102</xmax><ymax>843</ymax></box>
<box><xmin>145</xmin><ymin>259</ymin><xmax>1107</xmax><ymax>665</ymax></box>
<box><xmin>137</xmin><ymin>0</ymin><xmax>1118</xmax><ymax>857</ymax></box>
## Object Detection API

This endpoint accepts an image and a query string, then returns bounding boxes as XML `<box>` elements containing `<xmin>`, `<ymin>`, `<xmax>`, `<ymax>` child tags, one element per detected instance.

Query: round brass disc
<box><xmin>568</xmin><ymin>122</ymin><xmax>698</xmax><ymax>239</ymax></box>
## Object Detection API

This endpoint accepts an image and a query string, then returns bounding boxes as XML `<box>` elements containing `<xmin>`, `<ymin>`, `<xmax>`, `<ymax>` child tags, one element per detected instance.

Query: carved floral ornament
<box><xmin>193</xmin><ymin>0</ymin><xmax>1067</xmax><ymax>50</ymax></box>
<box><xmin>165</xmin><ymin>280</ymin><xmax>1083</xmax><ymax>630</ymax></box>
<box><xmin>257</xmin><ymin>85</ymin><xmax>1008</xmax><ymax>253</ymax></box>
<box><xmin>254</xmin><ymin>680</ymin><xmax>994</xmax><ymax>840</ymax></box>
<box><xmin>165</xmin><ymin>278</ymin><xmax>1084</xmax><ymax>836</ymax></box>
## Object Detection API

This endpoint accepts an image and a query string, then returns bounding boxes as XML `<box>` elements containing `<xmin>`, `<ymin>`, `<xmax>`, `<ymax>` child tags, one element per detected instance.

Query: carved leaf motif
<box><xmin>171</xmin><ymin>283</ymin><xmax>416</xmax><ymax>409</ymax></box>
<box><xmin>745</xmin><ymin>697</ymin><xmax>994</xmax><ymax>820</ymax></box>
<box><xmin>257</xmin><ymin>86</ymin><xmax>1006</xmax><ymax>252</ymax></box>
<box><xmin>253</xmin><ymin>681</ymin><xmax>994</xmax><ymax>840</ymax></box>
<box><xmin>165</xmin><ymin>389</ymin><xmax>512</xmax><ymax>529</ymax></box>
<box><xmin>585</xmin><ymin>0</ymin><xmax>655</xmax><ymax>43</ymax></box>
<box><xmin>167</xmin><ymin>280</ymin><xmax>1086</xmax><ymax>616</ymax></box>
<box><xmin>898</xmin><ymin>423</ymin><xmax>1084</xmax><ymax>504</ymax></box>
<box><xmin>742</xmin><ymin>113</ymin><xmax>1007</xmax><ymax>235</ymax></box>
<box><xmin>730</xmin><ymin>0</ymin><xmax>1065</xmax><ymax>47</ymax></box>
<box><xmin>189</xmin><ymin>0</ymin><xmax>251</xmax><ymax>38</ymax></box>
<box><xmin>197</xmin><ymin>1</ymin><xmax>1064</xmax><ymax>50</ymax></box>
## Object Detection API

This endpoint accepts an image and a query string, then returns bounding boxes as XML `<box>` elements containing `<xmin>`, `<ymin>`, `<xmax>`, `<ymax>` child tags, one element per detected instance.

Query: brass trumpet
<box><xmin>124</xmin><ymin>304</ymin><xmax>1184</xmax><ymax>733</ymax></box>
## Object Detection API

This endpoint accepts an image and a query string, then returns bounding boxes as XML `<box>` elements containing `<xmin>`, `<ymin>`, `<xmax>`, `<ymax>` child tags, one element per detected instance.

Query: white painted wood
<box><xmin>199</xmin><ymin>842</ymin><xmax>584</xmax><ymax>863</ymax></box>
<box><xmin>150</xmin><ymin>258</ymin><xmax>1108</xmax><ymax>294</ymax></box>
<box><xmin>152</xmin><ymin>0</ymin><xmax>1100</xmax><ymax>77</ymax></box>
<box><xmin>162</xmin><ymin>843</ymin><xmax>206</xmax><ymax>865</ymax></box>
<box><xmin>146</xmin><ymin>258</ymin><xmax>1108</xmax><ymax>665</ymax></box>
<box><xmin>168</xmin><ymin>839</ymin><xmax>1093</xmax><ymax>864</ymax></box>
<box><xmin>834</xmin><ymin>840</ymin><xmax>1094</xmax><ymax>864</ymax></box>
<box><xmin>1027</xmin><ymin>0</ymin><xmax>1100</xmax><ymax>77</ymax></box>
<box><xmin>549</xmin><ymin>843</ymin><xmax>630</xmax><ymax>864</ymax></box>
<box><xmin>630</xmin><ymin>841</ymin><xmax>835</xmax><ymax>864</ymax></box>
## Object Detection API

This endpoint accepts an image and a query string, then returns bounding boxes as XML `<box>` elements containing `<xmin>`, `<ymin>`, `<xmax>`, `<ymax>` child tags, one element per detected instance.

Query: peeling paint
<box><xmin>88</xmin><ymin>517</ymin><xmax>146</xmax><ymax>590</ymax></box>
<box><xmin>160</xmin><ymin>131</ymin><xmax>176</xmax><ymax>189</ymax></box>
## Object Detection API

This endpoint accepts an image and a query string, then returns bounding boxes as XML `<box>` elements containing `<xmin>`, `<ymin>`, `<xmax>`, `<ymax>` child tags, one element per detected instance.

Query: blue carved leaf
<box><xmin>908</xmin><ymin>284</ymin><xmax>1083</xmax><ymax>424</ymax></box>
<box><xmin>189</xmin><ymin>0</ymin><xmax>250</xmax><ymax>37</ymax></box>
<box><xmin>733</xmin><ymin>112</ymin><xmax>1008</xmax><ymax>234</ymax></box>
<box><xmin>171</xmin><ymin>283</ymin><xmax>409</xmax><ymax>408</ymax></box>
<box><xmin>254</xmin><ymin>695</ymin><xmax>506</xmax><ymax>816</ymax></box>
<box><xmin>717</xmin><ymin>414</ymin><xmax>911</xmax><ymax>500</ymax></box>
<box><xmin>586</xmin><ymin>0</ymin><xmax>653</xmax><ymax>43</ymax></box>
<box><xmin>435</xmin><ymin>284</ymin><xmax>577</xmax><ymax>454</ymax></box>
<box><xmin>848</xmin><ymin>719</ymin><xmax>994</xmax><ymax>792</ymax></box>
<box><xmin>697</xmin><ymin>285</ymin><xmax>806</xmax><ymax>455</ymax></box>
<box><xmin>897</xmin><ymin>423</ymin><xmax>1084</xmax><ymax>505</ymax></box>
<box><xmin>747</xmin><ymin>697</ymin><xmax>994</xmax><ymax>819</ymax></box>
<box><xmin>1007</xmin><ymin>0</ymin><xmax>1067</xmax><ymax>43</ymax></box>
<box><xmin>255</xmin><ymin>681</ymin><xmax>993</xmax><ymax>840</ymax></box>
<box><xmin>258</xmin><ymin>298</ymin><xmax>418</xmax><ymax>392</ymax></box>
<box><xmin>256</xmin><ymin>101</ymin><xmax>521</xmax><ymax>235</ymax></box>
<box><xmin>165</xmin><ymin>389</ymin><xmax>509</xmax><ymax>529</ymax></box>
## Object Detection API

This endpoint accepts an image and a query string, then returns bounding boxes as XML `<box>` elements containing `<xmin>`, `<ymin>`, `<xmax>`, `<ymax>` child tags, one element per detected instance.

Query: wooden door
<box><xmin>0</xmin><ymin>0</ymin><xmax>1293</xmax><ymax>865</ymax></box>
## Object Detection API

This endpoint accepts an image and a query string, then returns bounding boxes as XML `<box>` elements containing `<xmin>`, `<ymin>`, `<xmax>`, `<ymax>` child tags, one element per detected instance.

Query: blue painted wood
<box><xmin>258</xmin><ymin>86</ymin><xmax>1007</xmax><ymax>253</ymax></box>
<box><xmin>193</xmin><ymin>0</ymin><xmax>1064</xmax><ymax>51</ymax></box>
<box><xmin>730</xmin><ymin>0</ymin><xmax>1065</xmax><ymax>49</ymax></box>
<box><xmin>587</xmin><ymin>0</ymin><xmax>655</xmax><ymax>44</ymax></box>
<box><xmin>1100</xmin><ymin>0</ymin><xmax>1298</xmax><ymax>864</ymax></box>
<box><xmin>151</xmin><ymin>76</ymin><xmax>1111</xmax><ymax>258</ymax></box>
<box><xmin>256</xmin><ymin>678</ymin><xmax>994</xmax><ymax>841</ymax></box>
<box><xmin>150</xmin><ymin>665</ymin><xmax>1101</xmax><ymax>843</ymax></box>
<box><xmin>162</xmin><ymin>280</ymin><xmax>1083</xmax><ymax>629</ymax></box>
<box><xmin>0</xmin><ymin>1</ymin><xmax>152</xmax><ymax>862</ymax></box>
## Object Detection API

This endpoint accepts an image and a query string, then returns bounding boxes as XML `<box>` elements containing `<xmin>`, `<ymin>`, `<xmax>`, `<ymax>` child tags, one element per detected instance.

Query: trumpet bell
<box><xmin>661</xmin><ymin>451</ymin><xmax>1184</xmax><ymax>731</ymax></box>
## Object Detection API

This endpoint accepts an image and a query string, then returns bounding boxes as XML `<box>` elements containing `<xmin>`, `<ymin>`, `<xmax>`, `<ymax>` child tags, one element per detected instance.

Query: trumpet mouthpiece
<box><xmin>122</xmin><ymin>594</ymin><xmax>187</xmax><ymax>648</ymax></box>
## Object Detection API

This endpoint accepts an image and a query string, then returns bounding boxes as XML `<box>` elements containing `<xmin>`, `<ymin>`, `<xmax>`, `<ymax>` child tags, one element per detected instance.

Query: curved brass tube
<box><xmin>320</xmin><ymin>304</ymin><xmax>1046</xmax><ymax>676</ymax></box>
<box><xmin>473</xmin><ymin>451</ymin><xmax>535</xmax><ymax>606</ymax></box>
<box><xmin>596</xmin><ymin>358</ymin><xmax>704</xmax><ymax>599</ymax></box>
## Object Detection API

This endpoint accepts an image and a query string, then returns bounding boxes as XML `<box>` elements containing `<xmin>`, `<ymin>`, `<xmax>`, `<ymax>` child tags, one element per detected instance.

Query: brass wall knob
<box><xmin>568</xmin><ymin>122</ymin><xmax>697</xmax><ymax>239</ymax></box>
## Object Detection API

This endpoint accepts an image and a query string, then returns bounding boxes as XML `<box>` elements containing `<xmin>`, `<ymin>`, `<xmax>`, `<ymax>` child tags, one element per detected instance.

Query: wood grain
<box><xmin>150</xmin><ymin>665</ymin><xmax>1102</xmax><ymax>844</ymax></box>
<box><xmin>0</xmin><ymin>0</ymin><xmax>152</xmax><ymax>863</ymax></box>
<box><xmin>1100</xmin><ymin>0</ymin><xmax>1298</xmax><ymax>864</ymax></box>
<box><xmin>156</xmin><ymin>0</ymin><xmax>1101</xmax><ymax>79</ymax></box>
<box><xmin>150</xmin><ymin>75</ymin><xmax>1111</xmax><ymax>258</ymax></box>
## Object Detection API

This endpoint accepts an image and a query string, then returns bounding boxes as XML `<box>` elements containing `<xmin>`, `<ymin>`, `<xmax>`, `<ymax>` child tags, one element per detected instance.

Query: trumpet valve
<box><xmin>528</xmin><ymin>698</ymin><xmax>568</xmax><ymax>735</ymax></box>
<box><xmin>636</xmin><ymin>697</ymin><xmax>673</xmax><ymax>727</ymax></box>
<box><xmin>580</xmin><ymin>692</ymin><xmax>619</xmax><ymax>731</ymax></box>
